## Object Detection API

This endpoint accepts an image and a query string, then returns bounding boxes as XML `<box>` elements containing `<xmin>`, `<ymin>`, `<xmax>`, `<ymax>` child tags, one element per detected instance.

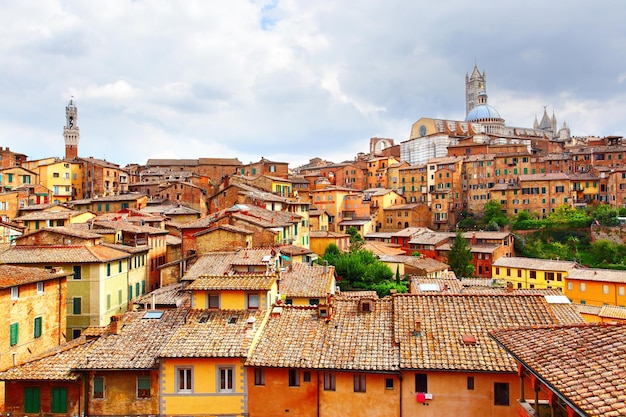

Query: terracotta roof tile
<box><xmin>0</xmin><ymin>245</ymin><xmax>130</xmax><ymax>264</ymax></box>
<box><xmin>393</xmin><ymin>294</ymin><xmax>584</xmax><ymax>372</ymax></box>
<box><xmin>0</xmin><ymin>337</ymin><xmax>97</xmax><ymax>381</ymax></box>
<box><xmin>160</xmin><ymin>309</ymin><xmax>264</xmax><ymax>358</ymax></box>
<box><xmin>134</xmin><ymin>283</ymin><xmax>190</xmax><ymax>308</ymax></box>
<box><xmin>246</xmin><ymin>298</ymin><xmax>398</xmax><ymax>371</ymax></box>
<box><xmin>491</xmin><ymin>323</ymin><xmax>626</xmax><ymax>417</ymax></box>
<box><xmin>0</xmin><ymin>264</ymin><xmax>71</xmax><ymax>289</ymax></box>
<box><xmin>279</xmin><ymin>263</ymin><xmax>335</xmax><ymax>298</ymax></box>
<box><xmin>74</xmin><ymin>309</ymin><xmax>187</xmax><ymax>370</ymax></box>
<box><xmin>188</xmin><ymin>274</ymin><xmax>277</xmax><ymax>291</ymax></box>
<box><xmin>567</xmin><ymin>268</ymin><xmax>626</xmax><ymax>283</ymax></box>
<box><xmin>182</xmin><ymin>249</ymin><xmax>277</xmax><ymax>281</ymax></box>
<box><xmin>492</xmin><ymin>256</ymin><xmax>577</xmax><ymax>271</ymax></box>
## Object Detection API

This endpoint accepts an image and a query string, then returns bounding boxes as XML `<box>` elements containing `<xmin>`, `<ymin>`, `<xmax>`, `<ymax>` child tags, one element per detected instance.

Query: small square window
<box><xmin>303</xmin><ymin>371</ymin><xmax>311</xmax><ymax>382</ymax></box>
<box><xmin>385</xmin><ymin>378</ymin><xmax>394</xmax><ymax>390</ymax></box>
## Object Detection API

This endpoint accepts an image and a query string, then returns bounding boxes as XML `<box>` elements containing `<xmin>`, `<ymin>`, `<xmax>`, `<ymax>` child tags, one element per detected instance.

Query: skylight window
<box><xmin>143</xmin><ymin>310</ymin><xmax>164</xmax><ymax>320</ymax></box>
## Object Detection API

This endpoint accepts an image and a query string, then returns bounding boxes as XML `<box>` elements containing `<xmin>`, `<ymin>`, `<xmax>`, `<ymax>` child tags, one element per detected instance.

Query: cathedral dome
<box><xmin>465</xmin><ymin>104</ymin><xmax>502</xmax><ymax>122</ymax></box>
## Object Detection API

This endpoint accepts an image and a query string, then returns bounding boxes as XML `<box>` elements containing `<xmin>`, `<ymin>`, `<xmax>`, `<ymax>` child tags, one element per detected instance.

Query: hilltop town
<box><xmin>0</xmin><ymin>67</ymin><xmax>624</xmax><ymax>417</ymax></box>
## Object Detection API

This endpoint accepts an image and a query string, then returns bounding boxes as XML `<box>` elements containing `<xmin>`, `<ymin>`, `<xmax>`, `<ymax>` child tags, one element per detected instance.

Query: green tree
<box><xmin>447</xmin><ymin>230</ymin><xmax>475</xmax><ymax>278</ymax></box>
<box><xmin>346</xmin><ymin>226</ymin><xmax>364</xmax><ymax>251</ymax></box>
<box><xmin>322</xmin><ymin>248</ymin><xmax>404</xmax><ymax>296</ymax></box>
<box><xmin>593</xmin><ymin>204</ymin><xmax>620</xmax><ymax>226</ymax></box>
<box><xmin>483</xmin><ymin>200</ymin><xmax>508</xmax><ymax>227</ymax></box>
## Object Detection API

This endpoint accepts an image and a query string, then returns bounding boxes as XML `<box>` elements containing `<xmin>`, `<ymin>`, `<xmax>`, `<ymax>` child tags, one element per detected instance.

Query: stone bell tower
<box><xmin>64</xmin><ymin>97</ymin><xmax>80</xmax><ymax>159</ymax></box>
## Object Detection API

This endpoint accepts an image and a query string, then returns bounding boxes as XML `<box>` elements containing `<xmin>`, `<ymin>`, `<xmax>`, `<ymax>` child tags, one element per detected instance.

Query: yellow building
<box><xmin>278</xmin><ymin>262</ymin><xmax>336</xmax><ymax>306</ymax></box>
<box><xmin>15</xmin><ymin>209</ymin><xmax>95</xmax><ymax>233</ymax></box>
<box><xmin>23</xmin><ymin>159</ymin><xmax>82</xmax><ymax>203</ymax></box>
<box><xmin>492</xmin><ymin>256</ymin><xmax>576</xmax><ymax>291</ymax></box>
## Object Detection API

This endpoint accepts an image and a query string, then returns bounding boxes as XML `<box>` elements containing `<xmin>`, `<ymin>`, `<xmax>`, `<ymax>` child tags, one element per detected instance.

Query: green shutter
<box><xmin>10</xmin><ymin>323</ymin><xmax>18</xmax><ymax>346</ymax></box>
<box><xmin>24</xmin><ymin>387</ymin><xmax>40</xmax><ymax>413</ymax></box>
<box><xmin>51</xmin><ymin>387</ymin><xmax>67</xmax><ymax>413</ymax></box>
<box><xmin>34</xmin><ymin>317</ymin><xmax>42</xmax><ymax>338</ymax></box>
<box><xmin>73</xmin><ymin>298</ymin><xmax>81</xmax><ymax>315</ymax></box>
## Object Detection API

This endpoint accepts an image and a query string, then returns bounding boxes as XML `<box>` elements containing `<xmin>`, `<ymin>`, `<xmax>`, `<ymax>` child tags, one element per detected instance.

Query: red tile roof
<box><xmin>393</xmin><ymin>294</ymin><xmax>584</xmax><ymax>372</ymax></box>
<box><xmin>246</xmin><ymin>297</ymin><xmax>398</xmax><ymax>372</ymax></box>
<box><xmin>160</xmin><ymin>309</ymin><xmax>264</xmax><ymax>358</ymax></box>
<box><xmin>0</xmin><ymin>264</ymin><xmax>70</xmax><ymax>288</ymax></box>
<box><xmin>279</xmin><ymin>262</ymin><xmax>335</xmax><ymax>298</ymax></box>
<box><xmin>0</xmin><ymin>245</ymin><xmax>130</xmax><ymax>264</ymax></box>
<box><xmin>491</xmin><ymin>323</ymin><xmax>626</xmax><ymax>417</ymax></box>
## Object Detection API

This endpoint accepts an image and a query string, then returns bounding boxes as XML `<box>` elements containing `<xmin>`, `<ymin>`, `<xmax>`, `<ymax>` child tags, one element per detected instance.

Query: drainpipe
<box><xmin>58</xmin><ymin>277</ymin><xmax>63</xmax><ymax>344</ymax></box>
<box><xmin>398</xmin><ymin>371</ymin><xmax>403</xmax><ymax>417</ymax></box>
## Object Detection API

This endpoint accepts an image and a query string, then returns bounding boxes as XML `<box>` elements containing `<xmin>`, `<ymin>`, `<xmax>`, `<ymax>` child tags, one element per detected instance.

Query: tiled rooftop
<box><xmin>188</xmin><ymin>274</ymin><xmax>277</xmax><ymax>291</ymax></box>
<box><xmin>0</xmin><ymin>245</ymin><xmax>130</xmax><ymax>264</ymax></box>
<box><xmin>246</xmin><ymin>297</ymin><xmax>398</xmax><ymax>371</ymax></box>
<box><xmin>182</xmin><ymin>249</ymin><xmax>276</xmax><ymax>281</ymax></box>
<box><xmin>491</xmin><ymin>323</ymin><xmax>626</xmax><ymax>417</ymax></box>
<box><xmin>0</xmin><ymin>337</ymin><xmax>97</xmax><ymax>381</ymax></box>
<box><xmin>492</xmin><ymin>256</ymin><xmax>577</xmax><ymax>271</ymax></box>
<box><xmin>279</xmin><ymin>262</ymin><xmax>335</xmax><ymax>298</ymax></box>
<box><xmin>567</xmin><ymin>267</ymin><xmax>626</xmax><ymax>283</ymax></box>
<box><xmin>160</xmin><ymin>309</ymin><xmax>264</xmax><ymax>358</ymax></box>
<box><xmin>393</xmin><ymin>294</ymin><xmax>584</xmax><ymax>372</ymax></box>
<box><xmin>75</xmin><ymin>309</ymin><xmax>187</xmax><ymax>370</ymax></box>
<box><xmin>134</xmin><ymin>283</ymin><xmax>190</xmax><ymax>309</ymax></box>
<box><xmin>0</xmin><ymin>264</ymin><xmax>71</xmax><ymax>289</ymax></box>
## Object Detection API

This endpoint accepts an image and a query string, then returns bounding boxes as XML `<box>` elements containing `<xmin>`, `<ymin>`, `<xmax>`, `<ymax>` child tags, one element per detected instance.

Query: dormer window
<box><xmin>228</xmin><ymin>316</ymin><xmax>238</xmax><ymax>324</ymax></box>
<box><xmin>358</xmin><ymin>299</ymin><xmax>372</xmax><ymax>313</ymax></box>
<box><xmin>207</xmin><ymin>294</ymin><xmax>220</xmax><ymax>309</ymax></box>
<box><xmin>318</xmin><ymin>304</ymin><xmax>329</xmax><ymax>318</ymax></box>
<box><xmin>247</xmin><ymin>293</ymin><xmax>260</xmax><ymax>310</ymax></box>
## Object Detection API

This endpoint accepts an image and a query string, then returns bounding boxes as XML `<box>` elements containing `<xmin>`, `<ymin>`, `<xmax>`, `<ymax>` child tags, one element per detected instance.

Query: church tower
<box><xmin>465</xmin><ymin>66</ymin><xmax>486</xmax><ymax>116</ymax></box>
<box><xmin>63</xmin><ymin>98</ymin><xmax>80</xmax><ymax>160</ymax></box>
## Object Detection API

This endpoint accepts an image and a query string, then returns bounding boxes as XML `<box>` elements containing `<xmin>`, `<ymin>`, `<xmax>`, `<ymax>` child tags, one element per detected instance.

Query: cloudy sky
<box><xmin>1</xmin><ymin>1</ymin><xmax>624</xmax><ymax>168</ymax></box>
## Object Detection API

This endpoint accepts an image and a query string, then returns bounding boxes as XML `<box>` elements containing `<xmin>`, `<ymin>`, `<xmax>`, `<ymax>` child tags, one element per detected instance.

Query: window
<box><xmin>506</xmin><ymin>269</ymin><xmax>511</xmax><ymax>277</ymax></box>
<box><xmin>288</xmin><ymin>369</ymin><xmax>300</xmax><ymax>387</ymax></box>
<box><xmin>247</xmin><ymin>293</ymin><xmax>260</xmax><ymax>309</ymax></box>
<box><xmin>324</xmin><ymin>373</ymin><xmax>336</xmax><ymax>391</ymax></box>
<box><xmin>36</xmin><ymin>281</ymin><xmax>44</xmax><ymax>294</ymax></box>
<box><xmin>530</xmin><ymin>270</ymin><xmax>536</xmax><ymax>279</ymax></box>
<box><xmin>415</xmin><ymin>373</ymin><xmax>427</xmax><ymax>393</ymax></box>
<box><xmin>517</xmin><ymin>270</ymin><xmax>522</xmax><ymax>278</ymax></box>
<box><xmin>567</xmin><ymin>282</ymin><xmax>573</xmax><ymax>291</ymax></box>
<box><xmin>93</xmin><ymin>376</ymin><xmax>104</xmax><ymax>398</ymax></box>
<box><xmin>603</xmin><ymin>284</ymin><xmax>609</xmax><ymax>295</ymax></box>
<box><xmin>218</xmin><ymin>367</ymin><xmax>234</xmax><ymax>393</ymax></box>
<box><xmin>619</xmin><ymin>287</ymin><xmax>625</xmax><ymax>296</ymax></box>
<box><xmin>118</xmin><ymin>260</ymin><xmax>122</xmax><ymax>273</ymax></box>
<box><xmin>24</xmin><ymin>387</ymin><xmax>40</xmax><ymax>413</ymax></box>
<box><xmin>467</xmin><ymin>376</ymin><xmax>475</xmax><ymax>390</ymax></box>
<box><xmin>354</xmin><ymin>374</ymin><xmax>366</xmax><ymax>392</ymax></box>
<box><xmin>254</xmin><ymin>368</ymin><xmax>265</xmax><ymax>386</ymax></box>
<box><xmin>308</xmin><ymin>298</ymin><xmax>320</xmax><ymax>306</ymax></box>
<box><xmin>10</xmin><ymin>322</ymin><xmax>18</xmax><ymax>346</ymax></box>
<box><xmin>385</xmin><ymin>378</ymin><xmax>394</xmax><ymax>390</ymax></box>
<box><xmin>51</xmin><ymin>387</ymin><xmax>68</xmax><ymax>413</ymax></box>
<box><xmin>546</xmin><ymin>272</ymin><xmax>555</xmax><ymax>281</ymax></box>
<box><xmin>494</xmin><ymin>382</ymin><xmax>509</xmax><ymax>406</ymax></box>
<box><xmin>177</xmin><ymin>368</ymin><xmax>193</xmax><ymax>393</ymax></box>
<box><xmin>580</xmin><ymin>283</ymin><xmax>586</xmax><ymax>292</ymax></box>
<box><xmin>73</xmin><ymin>265</ymin><xmax>82</xmax><ymax>280</ymax></box>
<box><xmin>106</xmin><ymin>263</ymin><xmax>111</xmax><ymax>277</ymax></box>
<box><xmin>208</xmin><ymin>294</ymin><xmax>220</xmax><ymax>309</ymax></box>
<box><xmin>72</xmin><ymin>329</ymin><xmax>82</xmax><ymax>340</ymax></box>
<box><xmin>11</xmin><ymin>286</ymin><xmax>18</xmax><ymax>299</ymax></box>
<box><xmin>303</xmin><ymin>371</ymin><xmax>311</xmax><ymax>382</ymax></box>
<box><xmin>34</xmin><ymin>317</ymin><xmax>42</xmax><ymax>338</ymax></box>
<box><xmin>73</xmin><ymin>297</ymin><xmax>82</xmax><ymax>315</ymax></box>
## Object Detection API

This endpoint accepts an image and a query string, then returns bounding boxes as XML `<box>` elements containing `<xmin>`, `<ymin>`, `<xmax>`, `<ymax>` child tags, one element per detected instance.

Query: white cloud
<box><xmin>0</xmin><ymin>0</ymin><xmax>624</xmax><ymax>167</ymax></box>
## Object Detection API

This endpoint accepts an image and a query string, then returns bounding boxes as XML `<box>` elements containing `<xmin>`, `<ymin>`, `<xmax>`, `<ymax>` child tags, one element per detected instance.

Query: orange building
<box><xmin>395</xmin><ymin>293</ymin><xmax>584</xmax><ymax>417</ymax></box>
<box><xmin>247</xmin><ymin>296</ymin><xmax>400</xmax><ymax>417</ymax></box>
<box><xmin>565</xmin><ymin>268</ymin><xmax>626</xmax><ymax>308</ymax></box>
